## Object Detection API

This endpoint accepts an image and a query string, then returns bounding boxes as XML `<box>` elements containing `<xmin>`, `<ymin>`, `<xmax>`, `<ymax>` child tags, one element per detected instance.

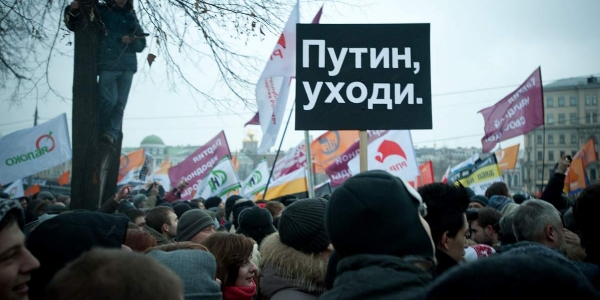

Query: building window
<box><xmin>547</xmin><ymin>114</ymin><xmax>554</xmax><ymax>124</ymax></box>
<box><xmin>572</xmin><ymin>150</ymin><xmax>577</xmax><ymax>157</ymax></box>
<box><xmin>571</xmin><ymin>134</ymin><xmax>578</xmax><ymax>144</ymax></box>
<box><xmin>547</xmin><ymin>97</ymin><xmax>554</xmax><ymax>107</ymax></box>
<box><xmin>570</xmin><ymin>96</ymin><xmax>577</xmax><ymax>106</ymax></box>
<box><xmin>593</xmin><ymin>95</ymin><xmax>598</xmax><ymax>106</ymax></box>
<box><xmin>558</xmin><ymin>96</ymin><xmax>565</xmax><ymax>107</ymax></box>
<box><xmin>558</xmin><ymin>113</ymin><xmax>565</xmax><ymax>124</ymax></box>
<box><xmin>586</xmin><ymin>112</ymin><xmax>591</xmax><ymax>123</ymax></box>
<box><xmin>548</xmin><ymin>151</ymin><xmax>554</xmax><ymax>161</ymax></box>
<box><xmin>537</xmin><ymin>135</ymin><xmax>542</xmax><ymax>145</ymax></box>
<box><xmin>570</xmin><ymin>113</ymin><xmax>578</xmax><ymax>124</ymax></box>
<box><xmin>592</xmin><ymin>169</ymin><xmax>598</xmax><ymax>181</ymax></box>
<box><xmin>537</xmin><ymin>151</ymin><xmax>543</xmax><ymax>161</ymax></box>
<box><xmin>559</xmin><ymin>134</ymin><xmax>565</xmax><ymax>144</ymax></box>
<box><xmin>586</xmin><ymin>95</ymin><xmax>591</xmax><ymax>106</ymax></box>
<box><xmin>548</xmin><ymin>134</ymin><xmax>554</xmax><ymax>144</ymax></box>
<box><xmin>548</xmin><ymin>169</ymin><xmax>554</xmax><ymax>178</ymax></box>
<box><xmin>537</xmin><ymin>169</ymin><xmax>543</xmax><ymax>180</ymax></box>
<box><xmin>560</xmin><ymin>150</ymin><xmax>565</xmax><ymax>158</ymax></box>
<box><xmin>594</xmin><ymin>112</ymin><xmax>598</xmax><ymax>123</ymax></box>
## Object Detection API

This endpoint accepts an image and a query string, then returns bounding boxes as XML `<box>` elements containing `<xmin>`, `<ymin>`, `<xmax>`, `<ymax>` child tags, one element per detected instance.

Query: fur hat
<box><xmin>278</xmin><ymin>198</ymin><xmax>329</xmax><ymax>254</ymax></box>
<box><xmin>177</xmin><ymin>210</ymin><xmax>214</xmax><ymax>242</ymax></box>
<box><xmin>326</xmin><ymin>170</ymin><xmax>434</xmax><ymax>260</ymax></box>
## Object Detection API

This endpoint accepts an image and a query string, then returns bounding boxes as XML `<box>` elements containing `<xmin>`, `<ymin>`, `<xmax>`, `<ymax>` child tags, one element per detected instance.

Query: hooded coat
<box><xmin>259</xmin><ymin>233</ymin><xmax>327</xmax><ymax>300</ymax></box>
<box><xmin>26</xmin><ymin>211</ymin><xmax>128</xmax><ymax>300</ymax></box>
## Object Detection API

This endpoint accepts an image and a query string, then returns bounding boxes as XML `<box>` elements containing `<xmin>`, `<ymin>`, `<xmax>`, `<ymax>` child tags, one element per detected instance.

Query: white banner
<box><xmin>196</xmin><ymin>157</ymin><xmax>241</xmax><ymax>199</ymax></box>
<box><xmin>3</xmin><ymin>179</ymin><xmax>24</xmax><ymax>198</ymax></box>
<box><xmin>241</xmin><ymin>159</ymin><xmax>270</xmax><ymax>197</ymax></box>
<box><xmin>255</xmin><ymin>4</ymin><xmax>298</xmax><ymax>154</ymax></box>
<box><xmin>348</xmin><ymin>131</ymin><xmax>420</xmax><ymax>181</ymax></box>
<box><xmin>272</xmin><ymin>141</ymin><xmax>306</xmax><ymax>180</ymax></box>
<box><xmin>0</xmin><ymin>114</ymin><xmax>72</xmax><ymax>185</ymax></box>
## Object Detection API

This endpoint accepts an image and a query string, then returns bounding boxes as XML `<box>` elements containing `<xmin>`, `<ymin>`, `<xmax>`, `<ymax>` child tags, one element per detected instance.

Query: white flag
<box><xmin>3</xmin><ymin>179</ymin><xmax>24</xmax><ymax>198</ymax></box>
<box><xmin>241</xmin><ymin>159</ymin><xmax>270</xmax><ymax>197</ymax></box>
<box><xmin>255</xmin><ymin>4</ymin><xmax>299</xmax><ymax>154</ymax></box>
<box><xmin>196</xmin><ymin>157</ymin><xmax>241</xmax><ymax>199</ymax></box>
<box><xmin>0</xmin><ymin>114</ymin><xmax>72</xmax><ymax>185</ymax></box>
<box><xmin>348</xmin><ymin>131</ymin><xmax>419</xmax><ymax>181</ymax></box>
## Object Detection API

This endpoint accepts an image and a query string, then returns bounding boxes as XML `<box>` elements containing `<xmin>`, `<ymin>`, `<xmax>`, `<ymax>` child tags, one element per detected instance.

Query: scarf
<box><xmin>222</xmin><ymin>283</ymin><xmax>256</xmax><ymax>300</ymax></box>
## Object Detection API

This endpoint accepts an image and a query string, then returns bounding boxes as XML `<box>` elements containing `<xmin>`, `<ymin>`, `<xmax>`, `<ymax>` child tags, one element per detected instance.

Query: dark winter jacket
<box><xmin>64</xmin><ymin>3</ymin><xmax>145</xmax><ymax>72</ymax></box>
<box><xmin>434</xmin><ymin>250</ymin><xmax>460</xmax><ymax>277</ymax></box>
<box><xmin>320</xmin><ymin>254</ymin><xmax>433</xmax><ymax>300</ymax></box>
<box><xmin>259</xmin><ymin>233</ymin><xmax>326</xmax><ymax>300</ymax></box>
<box><xmin>97</xmin><ymin>196</ymin><xmax>120</xmax><ymax>214</ymax></box>
<box><xmin>541</xmin><ymin>172</ymin><xmax>572</xmax><ymax>211</ymax></box>
<box><xmin>144</xmin><ymin>224</ymin><xmax>171</xmax><ymax>246</ymax></box>
<box><xmin>26</xmin><ymin>211</ymin><xmax>129</xmax><ymax>300</ymax></box>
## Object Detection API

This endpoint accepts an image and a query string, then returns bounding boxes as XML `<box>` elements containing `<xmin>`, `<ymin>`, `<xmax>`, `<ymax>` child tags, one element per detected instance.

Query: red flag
<box><xmin>58</xmin><ymin>170</ymin><xmax>70</xmax><ymax>186</ymax></box>
<box><xmin>25</xmin><ymin>184</ymin><xmax>40</xmax><ymax>197</ymax></box>
<box><xmin>419</xmin><ymin>161</ymin><xmax>435</xmax><ymax>185</ymax></box>
<box><xmin>244</xmin><ymin>112</ymin><xmax>260</xmax><ymax>127</ymax></box>
<box><xmin>440</xmin><ymin>165</ymin><xmax>451</xmax><ymax>183</ymax></box>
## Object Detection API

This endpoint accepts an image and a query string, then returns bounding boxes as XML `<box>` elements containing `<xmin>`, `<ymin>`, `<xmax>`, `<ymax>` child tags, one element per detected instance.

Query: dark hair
<box><xmin>124</xmin><ymin>209</ymin><xmax>146</xmax><ymax>222</ymax></box>
<box><xmin>34</xmin><ymin>200</ymin><xmax>51</xmax><ymax>217</ymax></box>
<box><xmin>574</xmin><ymin>184</ymin><xmax>600</xmax><ymax>248</ymax></box>
<box><xmin>203</xmin><ymin>233</ymin><xmax>254</xmax><ymax>288</ymax></box>
<box><xmin>485</xmin><ymin>182</ymin><xmax>511</xmax><ymax>199</ymax></box>
<box><xmin>0</xmin><ymin>209</ymin><xmax>19</xmax><ymax>232</ymax></box>
<box><xmin>106</xmin><ymin>0</ymin><xmax>134</xmax><ymax>11</ymax></box>
<box><xmin>264</xmin><ymin>201</ymin><xmax>284</xmax><ymax>217</ymax></box>
<box><xmin>475</xmin><ymin>207</ymin><xmax>502</xmax><ymax>229</ymax></box>
<box><xmin>418</xmin><ymin>183</ymin><xmax>469</xmax><ymax>245</ymax></box>
<box><xmin>145</xmin><ymin>207</ymin><xmax>174</xmax><ymax>233</ymax></box>
<box><xmin>225</xmin><ymin>195</ymin><xmax>243</xmax><ymax>220</ymax></box>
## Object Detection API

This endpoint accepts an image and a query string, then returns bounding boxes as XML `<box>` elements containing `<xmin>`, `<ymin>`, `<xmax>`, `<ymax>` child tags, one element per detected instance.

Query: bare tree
<box><xmin>0</xmin><ymin>0</ymin><xmax>326</xmax><ymax>209</ymax></box>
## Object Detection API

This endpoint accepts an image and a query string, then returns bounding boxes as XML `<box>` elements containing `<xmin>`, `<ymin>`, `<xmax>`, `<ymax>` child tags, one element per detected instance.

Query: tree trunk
<box><xmin>70</xmin><ymin>0</ymin><xmax>122</xmax><ymax>210</ymax></box>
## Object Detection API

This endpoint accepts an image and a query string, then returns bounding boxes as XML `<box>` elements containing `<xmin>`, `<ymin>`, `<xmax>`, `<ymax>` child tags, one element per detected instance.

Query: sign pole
<box><xmin>359</xmin><ymin>131</ymin><xmax>368</xmax><ymax>172</ymax></box>
<box><xmin>304</xmin><ymin>131</ymin><xmax>316</xmax><ymax>198</ymax></box>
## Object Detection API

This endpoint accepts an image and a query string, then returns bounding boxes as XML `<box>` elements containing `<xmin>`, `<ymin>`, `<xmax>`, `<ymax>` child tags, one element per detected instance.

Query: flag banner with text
<box><xmin>296</xmin><ymin>24</ymin><xmax>432</xmax><ymax>130</ymax></box>
<box><xmin>168</xmin><ymin>131</ymin><xmax>232</xmax><ymax>200</ymax></box>
<box><xmin>272</xmin><ymin>141</ymin><xmax>306</xmax><ymax>180</ymax></box>
<box><xmin>196</xmin><ymin>157</ymin><xmax>241</xmax><ymax>199</ymax></box>
<box><xmin>495</xmin><ymin>144</ymin><xmax>520</xmax><ymax>171</ymax></box>
<box><xmin>311</xmin><ymin>130</ymin><xmax>358</xmax><ymax>173</ymax></box>
<box><xmin>348</xmin><ymin>131</ymin><xmax>420</xmax><ymax>181</ymax></box>
<box><xmin>0</xmin><ymin>114</ymin><xmax>72</xmax><ymax>185</ymax></box>
<box><xmin>241</xmin><ymin>159</ymin><xmax>270</xmax><ymax>197</ymax></box>
<box><xmin>325</xmin><ymin>130</ymin><xmax>389</xmax><ymax>187</ymax></box>
<box><xmin>3</xmin><ymin>179</ymin><xmax>24</xmax><ymax>198</ymax></box>
<box><xmin>118</xmin><ymin>149</ymin><xmax>145</xmax><ymax>185</ymax></box>
<box><xmin>479</xmin><ymin>68</ymin><xmax>543</xmax><ymax>152</ymax></box>
<box><xmin>449</xmin><ymin>155</ymin><xmax>503</xmax><ymax>195</ymax></box>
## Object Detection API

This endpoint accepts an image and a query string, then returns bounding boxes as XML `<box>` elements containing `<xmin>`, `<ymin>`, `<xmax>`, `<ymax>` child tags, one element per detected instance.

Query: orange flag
<box><xmin>57</xmin><ymin>170</ymin><xmax>70</xmax><ymax>186</ymax></box>
<box><xmin>311</xmin><ymin>131</ymin><xmax>359</xmax><ymax>174</ymax></box>
<box><xmin>573</xmin><ymin>138</ymin><xmax>597</xmax><ymax>166</ymax></box>
<box><xmin>118</xmin><ymin>149</ymin><xmax>145</xmax><ymax>183</ymax></box>
<box><xmin>24</xmin><ymin>184</ymin><xmax>40</xmax><ymax>197</ymax></box>
<box><xmin>564</xmin><ymin>158</ymin><xmax>587</xmax><ymax>194</ymax></box>
<box><xmin>231</xmin><ymin>152</ymin><xmax>240</xmax><ymax>172</ymax></box>
<box><xmin>495</xmin><ymin>144</ymin><xmax>520</xmax><ymax>171</ymax></box>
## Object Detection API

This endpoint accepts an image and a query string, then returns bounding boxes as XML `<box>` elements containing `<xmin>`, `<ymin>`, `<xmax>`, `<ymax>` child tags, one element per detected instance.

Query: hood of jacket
<box><xmin>259</xmin><ymin>233</ymin><xmax>327</xmax><ymax>298</ymax></box>
<box><xmin>488</xmin><ymin>195</ymin><xmax>515</xmax><ymax>212</ymax></box>
<box><xmin>320</xmin><ymin>254</ymin><xmax>432</xmax><ymax>300</ymax></box>
<box><xmin>27</xmin><ymin>211</ymin><xmax>129</xmax><ymax>300</ymax></box>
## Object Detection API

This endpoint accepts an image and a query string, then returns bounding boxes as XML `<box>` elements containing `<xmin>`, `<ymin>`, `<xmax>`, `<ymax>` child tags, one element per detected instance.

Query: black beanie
<box><xmin>205</xmin><ymin>197</ymin><xmax>222</xmax><ymax>210</ymax></box>
<box><xmin>326</xmin><ymin>170</ymin><xmax>434</xmax><ymax>260</ymax></box>
<box><xmin>225</xmin><ymin>195</ymin><xmax>243</xmax><ymax>220</ymax></box>
<box><xmin>173</xmin><ymin>203</ymin><xmax>192</xmax><ymax>219</ymax></box>
<box><xmin>278</xmin><ymin>198</ymin><xmax>330</xmax><ymax>255</ymax></box>
<box><xmin>232</xmin><ymin>199</ymin><xmax>255</xmax><ymax>228</ymax></box>
<box><xmin>236</xmin><ymin>206</ymin><xmax>277</xmax><ymax>245</ymax></box>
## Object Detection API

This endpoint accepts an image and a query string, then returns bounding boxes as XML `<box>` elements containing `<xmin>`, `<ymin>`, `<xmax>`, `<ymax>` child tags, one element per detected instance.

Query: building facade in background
<box><xmin>523</xmin><ymin>76</ymin><xmax>600</xmax><ymax>193</ymax></box>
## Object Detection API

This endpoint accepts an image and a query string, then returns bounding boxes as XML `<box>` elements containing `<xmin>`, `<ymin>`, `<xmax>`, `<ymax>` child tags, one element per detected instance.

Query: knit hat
<box><xmin>326</xmin><ymin>170</ymin><xmax>434</xmax><ymax>260</ymax></box>
<box><xmin>133</xmin><ymin>194</ymin><xmax>148</xmax><ymax>208</ymax></box>
<box><xmin>470</xmin><ymin>195</ymin><xmax>489</xmax><ymax>207</ymax></box>
<box><xmin>205</xmin><ymin>197</ymin><xmax>222</xmax><ymax>210</ymax></box>
<box><xmin>118</xmin><ymin>200</ymin><xmax>136</xmax><ymax>213</ymax></box>
<box><xmin>225</xmin><ymin>195</ymin><xmax>243</xmax><ymax>220</ymax></box>
<box><xmin>0</xmin><ymin>199</ymin><xmax>24</xmax><ymax>229</ymax></box>
<box><xmin>177</xmin><ymin>210</ymin><xmax>214</xmax><ymax>242</ymax></box>
<box><xmin>236</xmin><ymin>206</ymin><xmax>277</xmax><ymax>245</ymax></box>
<box><xmin>173</xmin><ymin>203</ymin><xmax>192</xmax><ymax>219</ymax></box>
<box><xmin>37</xmin><ymin>191</ymin><xmax>55</xmax><ymax>201</ymax></box>
<box><xmin>148</xmin><ymin>250</ymin><xmax>222</xmax><ymax>300</ymax></box>
<box><xmin>232</xmin><ymin>199</ymin><xmax>255</xmax><ymax>228</ymax></box>
<box><xmin>278</xmin><ymin>198</ymin><xmax>329</xmax><ymax>254</ymax></box>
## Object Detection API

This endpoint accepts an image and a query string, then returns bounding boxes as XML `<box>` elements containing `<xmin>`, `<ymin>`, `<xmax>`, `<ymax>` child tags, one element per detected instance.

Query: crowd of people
<box><xmin>1</xmin><ymin>155</ymin><xmax>600</xmax><ymax>300</ymax></box>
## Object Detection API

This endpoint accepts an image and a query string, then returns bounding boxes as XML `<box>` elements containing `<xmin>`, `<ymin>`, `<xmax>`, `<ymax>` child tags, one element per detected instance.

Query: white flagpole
<box><xmin>297</xmin><ymin>0</ymin><xmax>315</xmax><ymax>198</ymax></box>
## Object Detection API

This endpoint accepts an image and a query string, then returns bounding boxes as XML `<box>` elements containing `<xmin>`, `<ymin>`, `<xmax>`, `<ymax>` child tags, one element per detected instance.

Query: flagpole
<box><xmin>262</xmin><ymin>107</ymin><xmax>295</xmax><ymax>201</ymax></box>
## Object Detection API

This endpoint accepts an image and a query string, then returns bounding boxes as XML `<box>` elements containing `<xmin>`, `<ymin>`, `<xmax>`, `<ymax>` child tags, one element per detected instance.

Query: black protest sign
<box><xmin>295</xmin><ymin>24</ymin><xmax>431</xmax><ymax>130</ymax></box>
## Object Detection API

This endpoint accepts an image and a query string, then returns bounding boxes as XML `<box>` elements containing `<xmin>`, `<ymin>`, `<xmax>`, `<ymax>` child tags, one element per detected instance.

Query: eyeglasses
<box><xmin>418</xmin><ymin>202</ymin><xmax>428</xmax><ymax>218</ymax></box>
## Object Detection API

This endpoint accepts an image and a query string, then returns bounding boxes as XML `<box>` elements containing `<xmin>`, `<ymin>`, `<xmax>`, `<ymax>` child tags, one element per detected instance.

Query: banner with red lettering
<box><xmin>272</xmin><ymin>142</ymin><xmax>306</xmax><ymax>180</ymax></box>
<box><xmin>325</xmin><ymin>130</ymin><xmax>388</xmax><ymax>187</ymax></box>
<box><xmin>479</xmin><ymin>68</ymin><xmax>543</xmax><ymax>153</ymax></box>
<box><xmin>168</xmin><ymin>131</ymin><xmax>231</xmax><ymax>200</ymax></box>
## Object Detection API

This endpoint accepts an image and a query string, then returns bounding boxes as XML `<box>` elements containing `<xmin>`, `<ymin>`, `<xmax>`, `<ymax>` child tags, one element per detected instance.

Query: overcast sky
<box><xmin>1</xmin><ymin>0</ymin><xmax>599</xmax><ymax>154</ymax></box>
